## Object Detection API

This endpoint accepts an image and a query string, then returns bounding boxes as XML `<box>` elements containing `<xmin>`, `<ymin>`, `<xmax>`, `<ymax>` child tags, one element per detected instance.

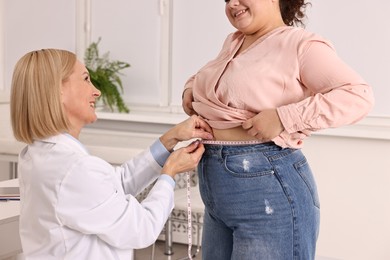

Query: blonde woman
<box><xmin>10</xmin><ymin>49</ymin><xmax>213</xmax><ymax>260</ymax></box>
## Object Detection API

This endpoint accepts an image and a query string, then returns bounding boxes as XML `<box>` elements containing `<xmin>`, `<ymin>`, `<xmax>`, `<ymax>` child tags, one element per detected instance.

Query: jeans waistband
<box><xmin>201</xmin><ymin>140</ymin><xmax>282</xmax><ymax>155</ymax></box>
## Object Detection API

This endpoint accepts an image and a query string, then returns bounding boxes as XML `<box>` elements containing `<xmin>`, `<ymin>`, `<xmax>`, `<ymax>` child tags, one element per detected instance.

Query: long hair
<box><xmin>10</xmin><ymin>49</ymin><xmax>76</xmax><ymax>144</ymax></box>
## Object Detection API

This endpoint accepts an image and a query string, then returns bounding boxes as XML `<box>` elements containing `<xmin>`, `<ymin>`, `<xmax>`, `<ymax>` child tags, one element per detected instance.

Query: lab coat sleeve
<box><xmin>117</xmin><ymin>140</ymin><xmax>170</xmax><ymax>196</ymax></box>
<box><xmin>56</xmin><ymin>154</ymin><xmax>174</xmax><ymax>249</ymax></box>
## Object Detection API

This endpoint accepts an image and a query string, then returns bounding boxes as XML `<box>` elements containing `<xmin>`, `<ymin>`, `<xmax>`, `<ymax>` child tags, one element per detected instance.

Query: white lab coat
<box><xmin>18</xmin><ymin>134</ymin><xmax>174</xmax><ymax>260</ymax></box>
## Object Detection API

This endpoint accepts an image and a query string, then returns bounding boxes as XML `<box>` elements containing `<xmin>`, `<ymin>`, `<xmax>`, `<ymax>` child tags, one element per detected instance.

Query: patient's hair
<box><xmin>280</xmin><ymin>0</ymin><xmax>311</xmax><ymax>27</ymax></box>
<box><xmin>10</xmin><ymin>49</ymin><xmax>76</xmax><ymax>144</ymax></box>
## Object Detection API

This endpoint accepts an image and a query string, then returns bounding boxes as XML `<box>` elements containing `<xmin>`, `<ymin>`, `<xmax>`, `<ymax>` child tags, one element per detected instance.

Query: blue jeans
<box><xmin>198</xmin><ymin>142</ymin><xmax>320</xmax><ymax>260</ymax></box>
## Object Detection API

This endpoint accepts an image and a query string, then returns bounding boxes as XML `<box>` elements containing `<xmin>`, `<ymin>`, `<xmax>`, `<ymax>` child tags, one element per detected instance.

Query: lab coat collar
<box><xmin>38</xmin><ymin>134</ymin><xmax>89</xmax><ymax>155</ymax></box>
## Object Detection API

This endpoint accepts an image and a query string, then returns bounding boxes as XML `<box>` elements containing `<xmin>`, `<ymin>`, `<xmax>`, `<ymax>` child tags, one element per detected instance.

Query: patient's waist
<box><xmin>211</xmin><ymin>126</ymin><xmax>259</xmax><ymax>142</ymax></box>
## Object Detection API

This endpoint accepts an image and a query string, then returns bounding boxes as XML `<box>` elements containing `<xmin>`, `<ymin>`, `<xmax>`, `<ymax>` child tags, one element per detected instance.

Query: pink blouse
<box><xmin>184</xmin><ymin>26</ymin><xmax>374</xmax><ymax>148</ymax></box>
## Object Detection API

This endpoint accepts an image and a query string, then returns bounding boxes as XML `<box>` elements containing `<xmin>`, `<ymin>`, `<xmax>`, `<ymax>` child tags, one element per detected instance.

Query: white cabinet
<box><xmin>0</xmin><ymin>178</ymin><xmax>22</xmax><ymax>259</ymax></box>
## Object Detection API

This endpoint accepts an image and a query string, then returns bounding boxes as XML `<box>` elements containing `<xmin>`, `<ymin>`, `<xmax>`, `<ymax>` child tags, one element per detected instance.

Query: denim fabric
<box><xmin>198</xmin><ymin>142</ymin><xmax>320</xmax><ymax>260</ymax></box>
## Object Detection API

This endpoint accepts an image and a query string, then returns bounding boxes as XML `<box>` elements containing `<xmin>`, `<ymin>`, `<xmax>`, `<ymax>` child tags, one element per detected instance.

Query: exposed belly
<box><xmin>212</xmin><ymin>126</ymin><xmax>258</xmax><ymax>141</ymax></box>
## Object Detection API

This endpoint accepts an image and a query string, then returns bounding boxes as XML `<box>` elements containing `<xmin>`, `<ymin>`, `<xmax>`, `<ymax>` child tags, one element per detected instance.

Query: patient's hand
<box><xmin>242</xmin><ymin>109</ymin><xmax>284</xmax><ymax>142</ymax></box>
<box><xmin>182</xmin><ymin>88</ymin><xmax>196</xmax><ymax>116</ymax></box>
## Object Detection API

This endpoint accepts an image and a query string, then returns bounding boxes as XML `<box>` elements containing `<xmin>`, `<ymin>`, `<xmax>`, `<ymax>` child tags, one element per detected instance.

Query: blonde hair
<box><xmin>10</xmin><ymin>49</ymin><xmax>77</xmax><ymax>144</ymax></box>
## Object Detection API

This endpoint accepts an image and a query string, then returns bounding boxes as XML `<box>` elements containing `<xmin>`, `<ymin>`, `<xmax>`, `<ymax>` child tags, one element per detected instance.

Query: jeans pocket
<box><xmin>224</xmin><ymin>153</ymin><xmax>275</xmax><ymax>178</ymax></box>
<box><xmin>294</xmin><ymin>158</ymin><xmax>320</xmax><ymax>209</ymax></box>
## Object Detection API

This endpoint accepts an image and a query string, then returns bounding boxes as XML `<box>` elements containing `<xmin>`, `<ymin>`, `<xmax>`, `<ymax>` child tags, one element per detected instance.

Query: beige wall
<box><xmin>303</xmin><ymin>135</ymin><xmax>390</xmax><ymax>260</ymax></box>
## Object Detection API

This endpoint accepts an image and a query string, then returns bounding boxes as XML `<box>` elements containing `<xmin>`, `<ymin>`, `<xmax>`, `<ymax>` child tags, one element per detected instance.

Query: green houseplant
<box><xmin>84</xmin><ymin>38</ymin><xmax>130</xmax><ymax>113</ymax></box>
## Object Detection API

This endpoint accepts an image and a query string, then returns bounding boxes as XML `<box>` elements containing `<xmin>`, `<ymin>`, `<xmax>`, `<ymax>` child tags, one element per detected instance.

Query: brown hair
<box><xmin>280</xmin><ymin>0</ymin><xmax>311</xmax><ymax>26</ymax></box>
<box><xmin>10</xmin><ymin>49</ymin><xmax>77</xmax><ymax>144</ymax></box>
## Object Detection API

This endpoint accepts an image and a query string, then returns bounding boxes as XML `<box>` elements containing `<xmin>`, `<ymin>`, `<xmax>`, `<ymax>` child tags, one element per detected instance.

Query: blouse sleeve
<box><xmin>277</xmin><ymin>40</ymin><xmax>375</xmax><ymax>133</ymax></box>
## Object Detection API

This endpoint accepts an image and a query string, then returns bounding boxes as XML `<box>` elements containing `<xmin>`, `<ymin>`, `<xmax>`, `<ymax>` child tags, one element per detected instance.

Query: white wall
<box><xmin>2</xmin><ymin>0</ymin><xmax>76</xmax><ymax>91</ymax></box>
<box><xmin>303</xmin><ymin>135</ymin><xmax>390</xmax><ymax>260</ymax></box>
<box><xmin>89</xmin><ymin>0</ymin><xmax>164</xmax><ymax>106</ymax></box>
<box><xmin>1</xmin><ymin>1</ymin><xmax>390</xmax><ymax>259</ymax></box>
<box><xmin>0</xmin><ymin>0</ymin><xmax>4</xmax><ymax>93</ymax></box>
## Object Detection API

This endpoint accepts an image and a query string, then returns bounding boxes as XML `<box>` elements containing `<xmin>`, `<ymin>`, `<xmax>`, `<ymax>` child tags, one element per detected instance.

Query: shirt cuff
<box><xmin>150</xmin><ymin>139</ymin><xmax>171</xmax><ymax>167</ymax></box>
<box><xmin>159</xmin><ymin>174</ymin><xmax>176</xmax><ymax>189</ymax></box>
<box><xmin>277</xmin><ymin>105</ymin><xmax>305</xmax><ymax>133</ymax></box>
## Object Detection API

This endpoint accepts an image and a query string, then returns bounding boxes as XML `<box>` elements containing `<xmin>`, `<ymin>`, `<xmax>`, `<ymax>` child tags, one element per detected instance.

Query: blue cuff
<box><xmin>150</xmin><ymin>139</ymin><xmax>170</xmax><ymax>167</ymax></box>
<box><xmin>159</xmin><ymin>174</ymin><xmax>176</xmax><ymax>189</ymax></box>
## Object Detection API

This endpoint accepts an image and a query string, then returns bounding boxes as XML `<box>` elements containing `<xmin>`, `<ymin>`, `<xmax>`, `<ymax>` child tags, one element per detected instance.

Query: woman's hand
<box><xmin>160</xmin><ymin>115</ymin><xmax>213</xmax><ymax>152</ymax></box>
<box><xmin>182</xmin><ymin>88</ymin><xmax>197</xmax><ymax>116</ymax></box>
<box><xmin>242</xmin><ymin>109</ymin><xmax>284</xmax><ymax>142</ymax></box>
<box><xmin>162</xmin><ymin>141</ymin><xmax>205</xmax><ymax>178</ymax></box>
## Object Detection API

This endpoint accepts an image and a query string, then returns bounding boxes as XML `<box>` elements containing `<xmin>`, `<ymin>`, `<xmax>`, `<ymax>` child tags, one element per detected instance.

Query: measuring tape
<box><xmin>186</xmin><ymin>170</ymin><xmax>193</xmax><ymax>259</ymax></box>
<box><xmin>201</xmin><ymin>139</ymin><xmax>264</xmax><ymax>145</ymax></box>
